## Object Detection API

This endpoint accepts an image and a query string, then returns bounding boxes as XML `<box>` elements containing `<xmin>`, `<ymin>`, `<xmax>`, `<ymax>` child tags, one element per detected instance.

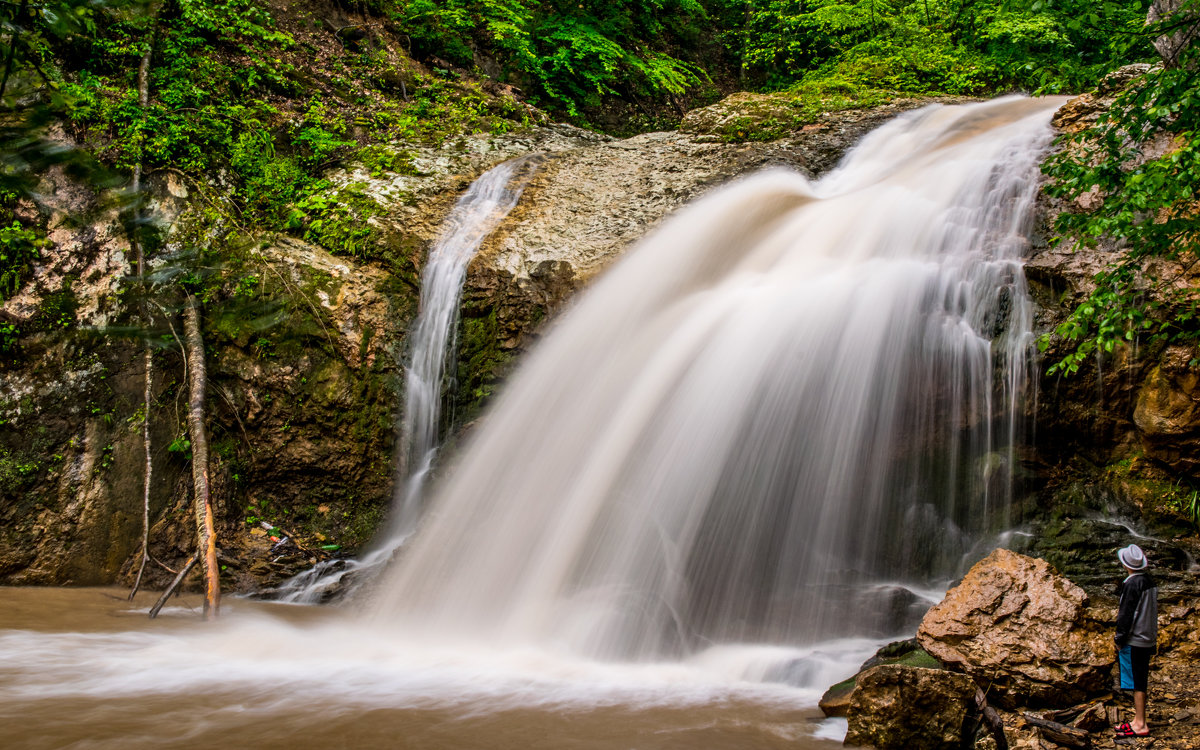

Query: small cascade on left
<box><xmin>267</xmin><ymin>154</ymin><xmax>543</xmax><ymax>604</ymax></box>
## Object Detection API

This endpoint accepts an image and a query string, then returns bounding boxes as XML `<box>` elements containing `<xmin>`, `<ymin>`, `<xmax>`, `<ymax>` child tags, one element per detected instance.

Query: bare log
<box><xmin>975</xmin><ymin>689</ymin><xmax>1008</xmax><ymax>750</ymax></box>
<box><xmin>184</xmin><ymin>294</ymin><xmax>220</xmax><ymax>619</ymax></box>
<box><xmin>1022</xmin><ymin>712</ymin><xmax>1090</xmax><ymax>749</ymax></box>
<box><xmin>148</xmin><ymin>554</ymin><xmax>198</xmax><ymax>619</ymax></box>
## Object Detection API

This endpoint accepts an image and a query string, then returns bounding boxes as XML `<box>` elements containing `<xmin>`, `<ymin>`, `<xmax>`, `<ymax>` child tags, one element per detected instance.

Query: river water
<box><xmin>0</xmin><ymin>587</ymin><xmax>849</xmax><ymax>749</ymax></box>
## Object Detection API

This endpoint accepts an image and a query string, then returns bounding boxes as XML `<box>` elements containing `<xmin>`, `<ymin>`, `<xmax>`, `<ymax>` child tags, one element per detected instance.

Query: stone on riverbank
<box><xmin>844</xmin><ymin>664</ymin><xmax>977</xmax><ymax>749</ymax></box>
<box><xmin>917</xmin><ymin>549</ymin><xmax>1111</xmax><ymax>708</ymax></box>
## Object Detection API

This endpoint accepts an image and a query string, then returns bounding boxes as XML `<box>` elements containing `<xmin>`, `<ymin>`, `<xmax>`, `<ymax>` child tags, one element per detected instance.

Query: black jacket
<box><xmin>1115</xmin><ymin>572</ymin><xmax>1158</xmax><ymax>649</ymax></box>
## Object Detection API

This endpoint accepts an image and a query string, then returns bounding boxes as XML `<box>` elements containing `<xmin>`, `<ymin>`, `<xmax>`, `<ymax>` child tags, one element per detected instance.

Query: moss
<box><xmin>454</xmin><ymin>309</ymin><xmax>514</xmax><ymax>426</ymax></box>
<box><xmin>0</xmin><ymin>448</ymin><xmax>43</xmax><ymax>496</ymax></box>
<box><xmin>289</xmin><ymin>182</ymin><xmax>387</xmax><ymax>259</ymax></box>
<box><xmin>358</xmin><ymin>324</ymin><xmax>375</xmax><ymax>366</ymax></box>
<box><xmin>701</xmin><ymin>85</ymin><xmax>895</xmax><ymax>144</ymax></box>
<box><xmin>1103</xmin><ymin>457</ymin><xmax>1199</xmax><ymax>535</ymax></box>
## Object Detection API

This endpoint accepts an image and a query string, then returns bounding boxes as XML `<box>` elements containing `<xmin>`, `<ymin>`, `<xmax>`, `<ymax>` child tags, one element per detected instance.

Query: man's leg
<box><xmin>1132</xmin><ymin>690</ymin><xmax>1148</xmax><ymax>734</ymax></box>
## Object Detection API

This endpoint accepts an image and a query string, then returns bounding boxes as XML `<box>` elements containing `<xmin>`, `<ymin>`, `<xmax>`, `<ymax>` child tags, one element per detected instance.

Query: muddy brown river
<box><xmin>0</xmin><ymin>587</ymin><xmax>851</xmax><ymax>750</ymax></box>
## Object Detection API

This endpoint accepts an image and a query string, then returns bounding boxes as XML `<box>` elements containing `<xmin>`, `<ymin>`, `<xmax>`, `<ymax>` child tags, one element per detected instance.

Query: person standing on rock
<box><xmin>1113</xmin><ymin>543</ymin><xmax>1158</xmax><ymax>739</ymax></box>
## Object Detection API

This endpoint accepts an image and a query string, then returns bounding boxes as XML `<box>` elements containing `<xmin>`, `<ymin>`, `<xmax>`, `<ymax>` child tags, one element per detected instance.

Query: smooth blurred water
<box><xmin>372</xmin><ymin>96</ymin><xmax>1064</xmax><ymax>660</ymax></box>
<box><xmin>395</xmin><ymin>154</ymin><xmax>543</xmax><ymax>533</ymax></box>
<box><xmin>270</xmin><ymin>155</ymin><xmax>542</xmax><ymax>604</ymax></box>
<box><xmin>0</xmin><ymin>588</ymin><xmax>845</xmax><ymax>750</ymax></box>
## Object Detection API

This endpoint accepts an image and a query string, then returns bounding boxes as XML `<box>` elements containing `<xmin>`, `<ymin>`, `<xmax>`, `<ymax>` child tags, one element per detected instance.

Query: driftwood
<box><xmin>975</xmin><ymin>689</ymin><xmax>1008</xmax><ymax>750</ymax></box>
<box><xmin>1022</xmin><ymin>712</ymin><xmax>1091</xmax><ymax>749</ymax></box>
<box><xmin>148</xmin><ymin>554</ymin><xmax>198</xmax><ymax>619</ymax></box>
<box><xmin>1043</xmin><ymin>697</ymin><xmax>1111</xmax><ymax>726</ymax></box>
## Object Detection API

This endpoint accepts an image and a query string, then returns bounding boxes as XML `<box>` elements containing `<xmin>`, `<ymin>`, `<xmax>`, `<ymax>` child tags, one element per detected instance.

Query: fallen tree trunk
<box><xmin>1022</xmin><ymin>712</ymin><xmax>1090</xmax><ymax>749</ymax></box>
<box><xmin>148</xmin><ymin>553</ymin><xmax>198</xmax><ymax>619</ymax></box>
<box><xmin>184</xmin><ymin>294</ymin><xmax>220</xmax><ymax>619</ymax></box>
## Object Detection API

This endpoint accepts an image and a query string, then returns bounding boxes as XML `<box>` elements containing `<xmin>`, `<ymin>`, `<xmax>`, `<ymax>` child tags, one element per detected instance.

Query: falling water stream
<box><xmin>0</xmin><ymin>96</ymin><xmax>1065</xmax><ymax>749</ymax></box>
<box><xmin>395</xmin><ymin>154</ymin><xmax>543</xmax><ymax>530</ymax></box>
<box><xmin>268</xmin><ymin>154</ymin><xmax>542</xmax><ymax>604</ymax></box>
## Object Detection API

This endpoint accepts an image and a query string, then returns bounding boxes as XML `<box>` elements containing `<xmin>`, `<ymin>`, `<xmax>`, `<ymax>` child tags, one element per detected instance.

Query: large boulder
<box><xmin>917</xmin><ymin>549</ymin><xmax>1111</xmax><ymax>708</ymax></box>
<box><xmin>845</xmin><ymin>664</ymin><xmax>977</xmax><ymax>749</ymax></box>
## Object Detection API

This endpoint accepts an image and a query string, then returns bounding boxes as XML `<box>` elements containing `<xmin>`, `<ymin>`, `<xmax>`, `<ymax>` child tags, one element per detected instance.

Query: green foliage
<box><xmin>381</xmin><ymin>0</ymin><xmax>1152</xmax><ymax>119</ymax></box>
<box><xmin>813</xmin><ymin>30</ymin><xmax>1000</xmax><ymax>94</ymax></box>
<box><xmin>739</xmin><ymin>0</ymin><xmax>1150</xmax><ymax>95</ymax></box>
<box><xmin>286</xmin><ymin>184</ymin><xmax>384</xmax><ymax>258</ymax></box>
<box><xmin>34</xmin><ymin>280</ymin><xmax>78</xmax><ymax>332</ymax></box>
<box><xmin>0</xmin><ymin>320</ymin><xmax>19</xmax><ymax>353</ymax></box>
<box><xmin>167</xmin><ymin>434</ymin><xmax>191</xmax><ymax>458</ymax></box>
<box><xmin>0</xmin><ymin>447</ymin><xmax>42</xmax><ymax>494</ymax></box>
<box><xmin>1040</xmin><ymin>35</ymin><xmax>1200</xmax><ymax>375</ymax></box>
<box><xmin>388</xmin><ymin>0</ymin><xmax>708</xmax><ymax>117</ymax></box>
<box><xmin>0</xmin><ymin>195</ymin><xmax>46</xmax><ymax>302</ymax></box>
<box><xmin>1169</xmin><ymin>488</ymin><xmax>1200</xmax><ymax>528</ymax></box>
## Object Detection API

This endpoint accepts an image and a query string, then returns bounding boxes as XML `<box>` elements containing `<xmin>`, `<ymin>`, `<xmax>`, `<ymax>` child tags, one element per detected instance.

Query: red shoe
<box><xmin>1114</xmin><ymin>722</ymin><xmax>1150</xmax><ymax>737</ymax></box>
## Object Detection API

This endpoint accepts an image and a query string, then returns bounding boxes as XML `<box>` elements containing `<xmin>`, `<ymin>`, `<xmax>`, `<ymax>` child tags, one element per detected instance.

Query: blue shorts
<box><xmin>1118</xmin><ymin>644</ymin><xmax>1152</xmax><ymax>691</ymax></box>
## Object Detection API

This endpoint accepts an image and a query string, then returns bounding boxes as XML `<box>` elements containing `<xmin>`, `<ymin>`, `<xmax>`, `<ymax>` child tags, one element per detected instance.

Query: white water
<box><xmin>372</xmin><ymin>96</ymin><xmax>1063</xmax><ymax>661</ymax></box>
<box><xmin>395</xmin><ymin>154</ymin><xmax>542</xmax><ymax>531</ymax></box>
<box><xmin>268</xmin><ymin>155</ymin><xmax>542</xmax><ymax>604</ymax></box>
<box><xmin>0</xmin><ymin>97</ymin><xmax>1066</xmax><ymax>749</ymax></box>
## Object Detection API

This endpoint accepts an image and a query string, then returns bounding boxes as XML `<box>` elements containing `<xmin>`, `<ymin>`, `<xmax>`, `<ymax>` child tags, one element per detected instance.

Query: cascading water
<box><xmin>395</xmin><ymin>154</ymin><xmax>543</xmax><ymax>531</ymax></box>
<box><xmin>372</xmin><ymin>96</ymin><xmax>1061</xmax><ymax>661</ymax></box>
<box><xmin>0</xmin><ymin>97</ymin><xmax>1069</xmax><ymax>750</ymax></box>
<box><xmin>266</xmin><ymin>155</ymin><xmax>541</xmax><ymax>604</ymax></box>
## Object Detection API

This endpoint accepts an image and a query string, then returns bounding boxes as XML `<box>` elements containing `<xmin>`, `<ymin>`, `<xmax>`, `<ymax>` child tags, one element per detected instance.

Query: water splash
<box><xmin>373</xmin><ymin>96</ymin><xmax>1064</xmax><ymax>660</ymax></box>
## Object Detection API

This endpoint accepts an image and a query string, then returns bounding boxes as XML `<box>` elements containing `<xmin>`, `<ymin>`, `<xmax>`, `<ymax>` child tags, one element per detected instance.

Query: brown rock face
<box><xmin>845</xmin><ymin>664</ymin><xmax>976</xmax><ymax>749</ymax></box>
<box><xmin>1134</xmin><ymin>345</ymin><xmax>1200</xmax><ymax>472</ymax></box>
<box><xmin>916</xmin><ymin>549</ymin><xmax>1111</xmax><ymax>708</ymax></box>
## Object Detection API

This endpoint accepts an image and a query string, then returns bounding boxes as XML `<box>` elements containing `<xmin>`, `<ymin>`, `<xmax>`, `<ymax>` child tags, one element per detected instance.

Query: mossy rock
<box><xmin>818</xmin><ymin>638</ymin><xmax>945</xmax><ymax>718</ymax></box>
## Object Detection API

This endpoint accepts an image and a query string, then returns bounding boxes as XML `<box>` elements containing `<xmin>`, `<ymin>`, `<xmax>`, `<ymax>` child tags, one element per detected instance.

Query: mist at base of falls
<box><xmin>370</xmin><ymin>95</ymin><xmax>1065</xmax><ymax>660</ymax></box>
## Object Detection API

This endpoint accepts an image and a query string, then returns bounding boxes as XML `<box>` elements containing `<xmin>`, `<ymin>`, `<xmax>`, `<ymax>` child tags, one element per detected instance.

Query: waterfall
<box><xmin>372</xmin><ymin>96</ymin><xmax>1063</xmax><ymax>660</ymax></box>
<box><xmin>393</xmin><ymin>154</ymin><xmax>542</xmax><ymax>533</ymax></box>
<box><xmin>267</xmin><ymin>155</ymin><xmax>541</xmax><ymax>604</ymax></box>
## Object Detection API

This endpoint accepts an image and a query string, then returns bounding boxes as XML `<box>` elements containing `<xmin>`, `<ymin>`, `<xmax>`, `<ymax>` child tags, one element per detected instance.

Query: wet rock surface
<box><xmin>819</xmin><ymin>638</ymin><xmax>942</xmax><ymax>718</ymax></box>
<box><xmin>1030</xmin><ymin>72</ymin><xmax>1200</xmax><ymax>476</ymax></box>
<box><xmin>917</xmin><ymin>548</ymin><xmax>1111</xmax><ymax>708</ymax></box>
<box><xmin>845</xmin><ymin>664</ymin><xmax>977</xmax><ymax>749</ymax></box>
<box><xmin>0</xmin><ymin>231</ymin><xmax>406</xmax><ymax>589</ymax></box>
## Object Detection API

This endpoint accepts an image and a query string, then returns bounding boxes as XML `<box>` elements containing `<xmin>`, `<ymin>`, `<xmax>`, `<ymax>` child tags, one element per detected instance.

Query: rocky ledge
<box><xmin>841</xmin><ymin>549</ymin><xmax>1200</xmax><ymax>749</ymax></box>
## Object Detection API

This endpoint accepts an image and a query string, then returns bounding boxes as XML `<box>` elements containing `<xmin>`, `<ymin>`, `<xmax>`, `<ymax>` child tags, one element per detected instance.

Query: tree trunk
<box><xmin>184</xmin><ymin>294</ymin><xmax>220</xmax><ymax>619</ymax></box>
<box><xmin>128</xmin><ymin>36</ymin><xmax>155</xmax><ymax>601</ymax></box>
<box><xmin>129</xmin><ymin>346</ymin><xmax>153</xmax><ymax>599</ymax></box>
<box><xmin>1149</xmin><ymin>0</ymin><xmax>1199</xmax><ymax>68</ymax></box>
